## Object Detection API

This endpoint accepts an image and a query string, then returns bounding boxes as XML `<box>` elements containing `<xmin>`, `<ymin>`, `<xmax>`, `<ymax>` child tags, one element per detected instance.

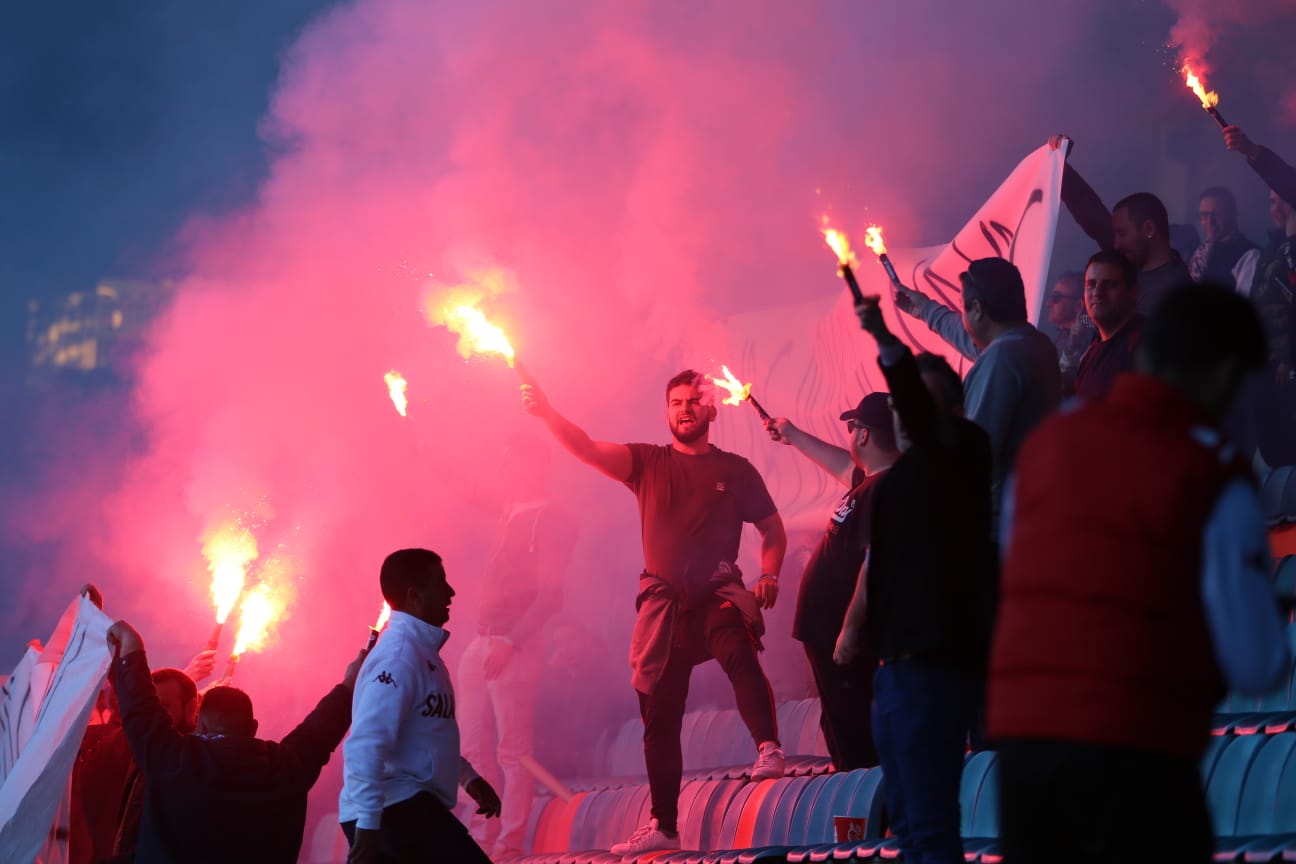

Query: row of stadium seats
<box><xmin>510</xmin><ymin>733</ymin><xmax>1296</xmax><ymax>864</ymax></box>
<box><xmin>512</xmin><ymin>751</ymin><xmax>1004</xmax><ymax>864</ymax></box>
<box><xmin>1205</xmin><ymin>731</ymin><xmax>1296</xmax><ymax>861</ymax></box>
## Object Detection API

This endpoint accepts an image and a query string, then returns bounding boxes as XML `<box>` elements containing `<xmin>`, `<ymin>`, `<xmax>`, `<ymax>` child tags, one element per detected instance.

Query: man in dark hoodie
<box><xmin>106</xmin><ymin>620</ymin><xmax>361</xmax><ymax>864</ymax></box>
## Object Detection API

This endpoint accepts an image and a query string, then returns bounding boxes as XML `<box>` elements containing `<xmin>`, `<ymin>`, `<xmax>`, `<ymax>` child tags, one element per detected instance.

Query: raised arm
<box><xmin>856</xmin><ymin>296</ymin><xmax>942</xmax><ymax>451</ymax></box>
<box><xmin>1224</xmin><ymin>125</ymin><xmax>1296</xmax><ymax>209</ymax></box>
<box><xmin>764</xmin><ymin>417</ymin><xmax>854</xmax><ymax>486</ymax></box>
<box><xmin>106</xmin><ymin>622</ymin><xmax>186</xmax><ymax>780</ymax></box>
<box><xmin>521</xmin><ymin>381</ymin><xmax>632</xmax><ymax>482</ymax></box>
<box><xmin>891</xmin><ymin>285</ymin><xmax>979</xmax><ymax>362</ymax></box>
<box><xmin>279</xmin><ymin>650</ymin><xmax>364</xmax><ymax>783</ymax></box>
<box><xmin>1054</xmin><ymin>133</ymin><xmax>1114</xmax><ymax>252</ymax></box>
<box><xmin>919</xmin><ymin>302</ymin><xmax>980</xmax><ymax>361</ymax></box>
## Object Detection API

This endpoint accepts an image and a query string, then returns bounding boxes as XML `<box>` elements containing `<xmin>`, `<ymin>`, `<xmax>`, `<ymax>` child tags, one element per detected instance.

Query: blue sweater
<box><xmin>918</xmin><ymin>304</ymin><xmax>1061</xmax><ymax>534</ymax></box>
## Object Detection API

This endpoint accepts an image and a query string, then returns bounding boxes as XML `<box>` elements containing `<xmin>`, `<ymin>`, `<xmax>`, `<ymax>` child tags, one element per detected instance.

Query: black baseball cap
<box><xmin>839</xmin><ymin>392</ymin><xmax>897</xmax><ymax>451</ymax></box>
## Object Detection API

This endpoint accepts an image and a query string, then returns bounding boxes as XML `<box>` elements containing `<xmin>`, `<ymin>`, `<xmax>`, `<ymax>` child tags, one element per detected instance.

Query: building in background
<box><xmin>25</xmin><ymin>278</ymin><xmax>173</xmax><ymax>389</ymax></box>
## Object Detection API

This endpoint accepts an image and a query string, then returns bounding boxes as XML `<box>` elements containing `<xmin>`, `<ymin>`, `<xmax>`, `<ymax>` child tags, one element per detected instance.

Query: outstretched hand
<box><xmin>1222</xmin><ymin>125</ymin><xmax>1260</xmax><ymax>160</ymax></box>
<box><xmin>764</xmin><ymin>417</ymin><xmax>795</xmax><ymax>445</ymax></box>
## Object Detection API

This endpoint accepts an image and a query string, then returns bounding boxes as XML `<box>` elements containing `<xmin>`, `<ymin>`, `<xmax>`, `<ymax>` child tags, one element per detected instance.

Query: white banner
<box><xmin>714</xmin><ymin>142</ymin><xmax>1066</xmax><ymax>529</ymax></box>
<box><xmin>0</xmin><ymin>596</ymin><xmax>112</xmax><ymax>864</ymax></box>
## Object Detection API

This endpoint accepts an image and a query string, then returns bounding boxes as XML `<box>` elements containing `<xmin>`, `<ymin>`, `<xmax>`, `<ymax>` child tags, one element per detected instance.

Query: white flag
<box><xmin>0</xmin><ymin>596</ymin><xmax>112</xmax><ymax>864</ymax></box>
<box><xmin>713</xmin><ymin>142</ymin><xmax>1066</xmax><ymax>528</ymax></box>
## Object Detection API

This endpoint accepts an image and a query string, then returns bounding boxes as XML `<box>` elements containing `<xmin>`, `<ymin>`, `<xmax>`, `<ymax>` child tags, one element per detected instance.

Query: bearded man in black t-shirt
<box><xmin>765</xmin><ymin>391</ymin><xmax>899</xmax><ymax>771</ymax></box>
<box><xmin>522</xmin><ymin>369</ymin><xmax>787</xmax><ymax>857</ymax></box>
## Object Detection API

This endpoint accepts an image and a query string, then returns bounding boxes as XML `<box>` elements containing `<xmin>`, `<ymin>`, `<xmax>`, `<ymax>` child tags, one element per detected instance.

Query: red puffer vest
<box><xmin>988</xmin><ymin>373</ymin><xmax>1250</xmax><ymax>760</ymax></box>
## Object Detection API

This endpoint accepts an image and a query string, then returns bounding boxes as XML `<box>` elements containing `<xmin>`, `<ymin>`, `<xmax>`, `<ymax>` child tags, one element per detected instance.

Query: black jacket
<box><xmin>111</xmin><ymin>651</ymin><xmax>351</xmax><ymax>864</ymax></box>
<box><xmin>866</xmin><ymin>349</ymin><xmax>996</xmax><ymax>672</ymax></box>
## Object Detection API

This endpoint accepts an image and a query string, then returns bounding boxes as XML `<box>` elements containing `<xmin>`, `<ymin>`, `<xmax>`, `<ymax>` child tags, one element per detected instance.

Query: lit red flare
<box><xmin>820</xmin><ymin>217</ymin><xmax>865</xmax><ymax>305</ymax></box>
<box><xmin>384</xmin><ymin>371</ymin><xmax>408</xmax><ymax>417</ymax></box>
<box><xmin>202</xmin><ymin>524</ymin><xmax>258</xmax><ymax>627</ymax></box>
<box><xmin>822</xmin><ymin>223</ymin><xmax>858</xmax><ymax>270</ymax></box>
<box><xmin>708</xmin><ymin>365</ymin><xmax>752</xmax><ymax>407</ymax></box>
<box><xmin>863</xmin><ymin>226</ymin><xmax>887</xmax><ymax>257</ymax></box>
<box><xmin>707</xmin><ymin>365</ymin><xmax>771</xmax><ymax>422</ymax></box>
<box><xmin>862</xmin><ymin>223</ymin><xmax>901</xmax><ymax>286</ymax></box>
<box><xmin>1181</xmin><ymin>62</ymin><xmax>1227</xmax><ymax>128</ymax></box>
<box><xmin>232</xmin><ymin>583</ymin><xmax>284</xmax><ymax>657</ymax></box>
<box><xmin>1183</xmin><ymin>63</ymin><xmax>1219</xmax><ymax>110</ymax></box>
<box><xmin>430</xmin><ymin>300</ymin><xmax>516</xmax><ymax>366</ymax></box>
<box><xmin>367</xmin><ymin>601</ymin><xmax>392</xmax><ymax>651</ymax></box>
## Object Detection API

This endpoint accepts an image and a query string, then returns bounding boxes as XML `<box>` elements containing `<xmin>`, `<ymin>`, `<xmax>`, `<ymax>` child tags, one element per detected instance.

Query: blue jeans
<box><xmin>872</xmin><ymin>661</ymin><xmax>978</xmax><ymax>864</ymax></box>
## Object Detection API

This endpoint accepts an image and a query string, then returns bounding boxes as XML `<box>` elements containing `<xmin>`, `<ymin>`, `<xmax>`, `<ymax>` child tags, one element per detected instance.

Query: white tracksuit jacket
<box><xmin>339</xmin><ymin>610</ymin><xmax>479</xmax><ymax>830</ymax></box>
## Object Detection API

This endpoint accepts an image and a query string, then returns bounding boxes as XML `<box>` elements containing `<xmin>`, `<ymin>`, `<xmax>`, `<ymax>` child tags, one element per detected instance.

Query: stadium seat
<box><xmin>739</xmin><ymin>776</ymin><xmax>800</xmax><ymax>849</ymax></box>
<box><xmin>760</xmin><ymin>774</ymin><xmax>816</xmax><ymax>846</ymax></box>
<box><xmin>695</xmin><ymin>778</ymin><xmax>745</xmax><ymax>850</ymax></box>
<box><xmin>1205</xmin><ymin>735</ymin><xmax>1268</xmax><ymax>854</ymax></box>
<box><xmin>1213</xmin><ymin>733</ymin><xmax>1296</xmax><ymax>861</ymax></box>
<box><xmin>714</xmin><ymin>782</ymin><xmax>761</xmax><ymax>850</ymax></box>
<box><xmin>960</xmin><ymin>752</ymin><xmax>1001</xmax><ymax>862</ymax></box>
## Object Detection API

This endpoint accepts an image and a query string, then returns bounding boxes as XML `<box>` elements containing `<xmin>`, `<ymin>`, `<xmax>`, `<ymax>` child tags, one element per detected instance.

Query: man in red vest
<box><xmin>989</xmin><ymin>281</ymin><xmax>1291</xmax><ymax>863</ymax></box>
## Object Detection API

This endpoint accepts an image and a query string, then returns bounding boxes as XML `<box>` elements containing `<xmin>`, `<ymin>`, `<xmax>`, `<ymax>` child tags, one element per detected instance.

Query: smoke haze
<box><xmin>5</xmin><ymin>3</ymin><xmax>1296</xmax><ymax>838</ymax></box>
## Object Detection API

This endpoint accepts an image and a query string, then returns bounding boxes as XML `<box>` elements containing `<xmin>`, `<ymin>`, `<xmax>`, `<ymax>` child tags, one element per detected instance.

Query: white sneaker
<box><xmin>610</xmin><ymin>818</ymin><xmax>679</xmax><ymax>856</ymax></box>
<box><xmin>751</xmin><ymin>741</ymin><xmax>785</xmax><ymax>780</ymax></box>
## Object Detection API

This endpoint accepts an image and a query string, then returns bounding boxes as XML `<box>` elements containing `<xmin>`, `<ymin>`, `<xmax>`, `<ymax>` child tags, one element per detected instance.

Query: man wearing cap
<box><xmin>895</xmin><ymin>257</ymin><xmax>1061</xmax><ymax>538</ymax></box>
<box><xmin>765</xmin><ymin>392</ymin><xmax>900</xmax><ymax>771</ymax></box>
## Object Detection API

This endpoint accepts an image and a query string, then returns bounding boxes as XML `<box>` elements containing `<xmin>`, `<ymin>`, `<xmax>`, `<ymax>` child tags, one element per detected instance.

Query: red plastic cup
<box><xmin>834</xmin><ymin>816</ymin><xmax>867</xmax><ymax>842</ymax></box>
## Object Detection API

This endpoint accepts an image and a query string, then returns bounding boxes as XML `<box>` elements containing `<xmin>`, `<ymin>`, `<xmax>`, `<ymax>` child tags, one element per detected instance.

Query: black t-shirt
<box><xmin>624</xmin><ymin>443</ymin><xmax>778</xmax><ymax>591</ymax></box>
<box><xmin>793</xmin><ymin>467</ymin><xmax>885</xmax><ymax>646</ymax></box>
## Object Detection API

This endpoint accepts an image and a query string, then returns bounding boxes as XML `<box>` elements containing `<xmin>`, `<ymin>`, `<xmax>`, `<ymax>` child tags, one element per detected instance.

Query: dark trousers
<box><xmin>997</xmin><ymin>739</ymin><xmax>1212</xmax><ymax>864</ymax></box>
<box><xmin>803</xmin><ymin>640</ymin><xmax>878</xmax><ymax>770</ymax></box>
<box><xmin>872</xmin><ymin>660</ymin><xmax>978</xmax><ymax>864</ymax></box>
<box><xmin>637</xmin><ymin>599</ymin><xmax>778</xmax><ymax>834</ymax></box>
<box><xmin>341</xmin><ymin>791</ymin><xmax>493</xmax><ymax>864</ymax></box>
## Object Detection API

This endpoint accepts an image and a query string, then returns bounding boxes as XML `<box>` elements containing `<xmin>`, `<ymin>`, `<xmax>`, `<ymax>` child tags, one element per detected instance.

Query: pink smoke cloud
<box><xmin>6</xmin><ymin>0</ymin><xmax>1161</xmax><ymax>742</ymax></box>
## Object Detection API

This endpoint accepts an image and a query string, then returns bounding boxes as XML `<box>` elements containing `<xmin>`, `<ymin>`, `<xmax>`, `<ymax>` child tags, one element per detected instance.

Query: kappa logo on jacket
<box><xmin>375</xmin><ymin>670</ymin><xmax>395</xmax><ymax>686</ymax></box>
<box><xmin>421</xmin><ymin>690</ymin><xmax>456</xmax><ymax>719</ymax></box>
